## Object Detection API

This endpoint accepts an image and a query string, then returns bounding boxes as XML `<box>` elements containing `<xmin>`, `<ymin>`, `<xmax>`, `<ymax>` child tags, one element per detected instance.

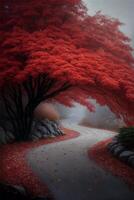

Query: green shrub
<box><xmin>117</xmin><ymin>127</ymin><xmax>134</xmax><ymax>148</ymax></box>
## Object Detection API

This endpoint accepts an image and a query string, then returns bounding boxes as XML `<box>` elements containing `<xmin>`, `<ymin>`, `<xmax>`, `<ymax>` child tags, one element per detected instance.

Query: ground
<box><xmin>1</xmin><ymin>120</ymin><xmax>134</xmax><ymax>199</ymax></box>
<box><xmin>26</xmin><ymin>120</ymin><xmax>134</xmax><ymax>200</ymax></box>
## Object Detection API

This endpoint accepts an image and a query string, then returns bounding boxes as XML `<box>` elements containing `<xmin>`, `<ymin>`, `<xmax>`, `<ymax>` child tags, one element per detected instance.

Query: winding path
<box><xmin>27</xmin><ymin>121</ymin><xmax>134</xmax><ymax>200</ymax></box>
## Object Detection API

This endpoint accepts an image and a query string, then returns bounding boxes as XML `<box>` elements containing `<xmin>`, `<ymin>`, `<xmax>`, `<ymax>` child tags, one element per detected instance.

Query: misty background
<box><xmin>84</xmin><ymin>0</ymin><xmax>134</xmax><ymax>46</ymax></box>
<box><xmin>55</xmin><ymin>0</ymin><xmax>134</xmax><ymax>130</ymax></box>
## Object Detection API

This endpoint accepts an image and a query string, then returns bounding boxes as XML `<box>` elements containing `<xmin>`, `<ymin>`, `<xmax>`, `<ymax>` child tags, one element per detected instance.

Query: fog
<box><xmin>56</xmin><ymin>0</ymin><xmax>134</xmax><ymax>129</ymax></box>
<box><xmin>84</xmin><ymin>0</ymin><xmax>134</xmax><ymax>46</ymax></box>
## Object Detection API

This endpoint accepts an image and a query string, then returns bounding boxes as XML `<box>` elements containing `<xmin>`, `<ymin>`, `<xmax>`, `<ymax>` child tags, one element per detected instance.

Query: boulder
<box><xmin>31</xmin><ymin>135</ymin><xmax>40</xmax><ymax>141</ymax></box>
<box><xmin>31</xmin><ymin>119</ymin><xmax>63</xmax><ymax>140</ymax></box>
<box><xmin>113</xmin><ymin>145</ymin><xmax>125</xmax><ymax>156</ymax></box>
<box><xmin>107</xmin><ymin>137</ymin><xmax>119</xmax><ymax>152</ymax></box>
<box><xmin>119</xmin><ymin>151</ymin><xmax>134</xmax><ymax>162</ymax></box>
<box><xmin>6</xmin><ymin>131</ymin><xmax>15</xmax><ymax>142</ymax></box>
<box><xmin>112</xmin><ymin>136</ymin><xmax>119</xmax><ymax>144</ymax></box>
<box><xmin>109</xmin><ymin>144</ymin><xmax>119</xmax><ymax>153</ymax></box>
<box><xmin>33</xmin><ymin>130</ymin><xmax>43</xmax><ymax>138</ymax></box>
<box><xmin>44</xmin><ymin>122</ymin><xmax>55</xmax><ymax>136</ymax></box>
<box><xmin>0</xmin><ymin>127</ymin><xmax>15</xmax><ymax>144</ymax></box>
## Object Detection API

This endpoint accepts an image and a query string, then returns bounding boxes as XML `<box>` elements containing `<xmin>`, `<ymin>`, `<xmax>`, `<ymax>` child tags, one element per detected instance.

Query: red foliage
<box><xmin>89</xmin><ymin>139</ymin><xmax>134</xmax><ymax>188</ymax></box>
<box><xmin>0</xmin><ymin>0</ymin><xmax>134</xmax><ymax>124</ymax></box>
<box><xmin>0</xmin><ymin>128</ymin><xmax>79</xmax><ymax>197</ymax></box>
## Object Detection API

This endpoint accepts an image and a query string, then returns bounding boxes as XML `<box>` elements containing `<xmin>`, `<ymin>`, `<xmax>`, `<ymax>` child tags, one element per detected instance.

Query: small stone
<box><xmin>34</xmin><ymin>131</ymin><xmax>42</xmax><ymax>138</ymax></box>
<box><xmin>32</xmin><ymin>135</ymin><xmax>39</xmax><ymax>141</ymax></box>
<box><xmin>113</xmin><ymin>145</ymin><xmax>125</xmax><ymax>156</ymax></box>
<box><xmin>107</xmin><ymin>143</ymin><xmax>114</xmax><ymax>151</ymax></box>
<box><xmin>6</xmin><ymin>131</ymin><xmax>15</xmax><ymax>142</ymax></box>
<box><xmin>109</xmin><ymin>144</ymin><xmax>119</xmax><ymax>153</ymax></box>
<box><xmin>111</xmin><ymin>137</ymin><xmax>119</xmax><ymax>145</ymax></box>
<box><xmin>119</xmin><ymin>151</ymin><xmax>134</xmax><ymax>162</ymax></box>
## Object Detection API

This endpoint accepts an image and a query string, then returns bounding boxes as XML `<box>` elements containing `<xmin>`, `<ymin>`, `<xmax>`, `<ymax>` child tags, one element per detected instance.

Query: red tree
<box><xmin>0</xmin><ymin>0</ymin><xmax>134</xmax><ymax>140</ymax></box>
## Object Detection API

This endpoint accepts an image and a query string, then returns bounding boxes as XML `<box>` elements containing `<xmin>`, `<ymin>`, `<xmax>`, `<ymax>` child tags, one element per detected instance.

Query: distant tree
<box><xmin>0</xmin><ymin>0</ymin><xmax>134</xmax><ymax>140</ymax></box>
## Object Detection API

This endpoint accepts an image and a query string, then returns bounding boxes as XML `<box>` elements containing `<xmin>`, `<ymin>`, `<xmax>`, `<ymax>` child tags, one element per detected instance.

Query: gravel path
<box><xmin>27</xmin><ymin>121</ymin><xmax>134</xmax><ymax>200</ymax></box>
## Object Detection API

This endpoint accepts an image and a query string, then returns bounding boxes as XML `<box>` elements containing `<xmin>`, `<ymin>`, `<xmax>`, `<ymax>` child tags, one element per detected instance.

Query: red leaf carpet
<box><xmin>89</xmin><ymin>138</ymin><xmax>134</xmax><ymax>188</ymax></box>
<box><xmin>0</xmin><ymin>128</ymin><xmax>79</xmax><ymax>197</ymax></box>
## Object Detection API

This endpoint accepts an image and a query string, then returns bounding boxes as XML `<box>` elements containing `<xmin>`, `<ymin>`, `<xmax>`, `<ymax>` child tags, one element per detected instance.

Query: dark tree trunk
<box><xmin>0</xmin><ymin>74</ymin><xmax>71</xmax><ymax>141</ymax></box>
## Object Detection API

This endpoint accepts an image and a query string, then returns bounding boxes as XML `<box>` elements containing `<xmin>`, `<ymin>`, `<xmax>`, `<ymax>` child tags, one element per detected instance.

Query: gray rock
<box><xmin>31</xmin><ymin>119</ymin><xmax>63</xmax><ymax>140</ymax></box>
<box><xmin>107</xmin><ymin>136</ymin><xmax>120</xmax><ymax>152</ymax></box>
<box><xmin>52</xmin><ymin>128</ymin><xmax>60</xmax><ymax>136</ymax></box>
<box><xmin>43</xmin><ymin>120</ymin><xmax>63</xmax><ymax>136</ymax></box>
<box><xmin>110</xmin><ymin>144</ymin><xmax>120</xmax><ymax>153</ymax></box>
<box><xmin>113</xmin><ymin>145</ymin><xmax>125</xmax><ymax>156</ymax></box>
<box><xmin>129</xmin><ymin>155</ymin><xmax>134</xmax><ymax>161</ymax></box>
<box><xmin>58</xmin><ymin>129</ymin><xmax>64</xmax><ymax>135</ymax></box>
<box><xmin>44</xmin><ymin>123</ymin><xmax>54</xmax><ymax>135</ymax></box>
<box><xmin>39</xmin><ymin>120</ymin><xmax>52</xmax><ymax>133</ymax></box>
<box><xmin>52</xmin><ymin>122</ymin><xmax>58</xmax><ymax>130</ymax></box>
<box><xmin>37</xmin><ymin>125</ymin><xmax>48</xmax><ymax>135</ymax></box>
<box><xmin>31</xmin><ymin>120</ymin><xmax>63</xmax><ymax>140</ymax></box>
<box><xmin>111</xmin><ymin>137</ymin><xmax>119</xmax><ymax>145</ymax></box>
<box><xmin>34</xmin><ymin>130</ymin><xmax>43</xmax><ymax>138</ymax></box>
<box><xmin>107</xmin><ymin>142</ymin><xmax>114</xmax><ymax>151</ymax></box>
<box><xmin>6</xmin><ymin>131</ymin><xmax>15</xmax><ymax>142</ymax></box>
<box><xmin>31</xmin><ymin>135</ymin><xmax>40</xmax><ymax>141</ymax></box>
<box><xmin>119</xmin><ymin>151</ymin><xmax>134</xmax><ymax>162</ymax></box>
<box><xmin>29</xmin><ymin>131</ymin><xmax>42</xmax><ymax>140</ymax></box>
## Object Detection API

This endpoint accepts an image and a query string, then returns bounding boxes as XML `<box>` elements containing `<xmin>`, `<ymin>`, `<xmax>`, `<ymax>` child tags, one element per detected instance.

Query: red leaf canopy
<box><xmin>0</xmin><ymin>0</ymin><xmax>134</xmax><ymax>125</ymax></box>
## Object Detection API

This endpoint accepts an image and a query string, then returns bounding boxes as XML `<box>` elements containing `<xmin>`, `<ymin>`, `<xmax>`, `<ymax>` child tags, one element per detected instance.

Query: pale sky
<box><xmin>83</xmin><ymin>0</ymin><xmax>134</xmax><ymax>46</ymax></box>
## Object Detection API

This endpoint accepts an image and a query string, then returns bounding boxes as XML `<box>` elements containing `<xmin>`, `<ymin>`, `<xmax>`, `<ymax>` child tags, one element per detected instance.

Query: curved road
<box><xmin>27</xmin><ymin>121</ymin><xmax>134</xmax><ymax>200</ymax></box>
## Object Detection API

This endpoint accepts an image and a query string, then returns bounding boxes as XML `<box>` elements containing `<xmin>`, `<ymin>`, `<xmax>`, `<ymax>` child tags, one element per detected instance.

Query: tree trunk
<box><xmin>0</xmin><ymin>75</ymin><xmax>71</xmax><ymax>142</ymax></box>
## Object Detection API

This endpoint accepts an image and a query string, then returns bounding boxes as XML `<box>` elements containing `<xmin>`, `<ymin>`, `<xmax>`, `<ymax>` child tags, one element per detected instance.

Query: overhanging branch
<box><xmin>43</xmin><ymin>82</ymin><xmax>71</xmax><ymax>100</ymax></box>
